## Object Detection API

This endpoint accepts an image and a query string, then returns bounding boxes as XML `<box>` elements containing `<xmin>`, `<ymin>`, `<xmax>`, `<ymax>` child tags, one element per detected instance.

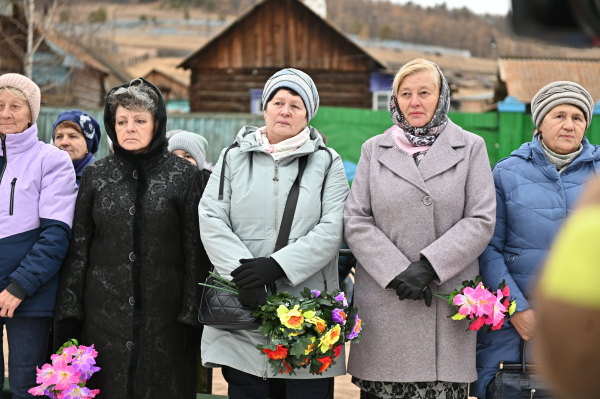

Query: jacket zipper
<box><xmin>9</xmin><ymin>178</ymin><xmax>16</xmax><ymax>215</ymax></box>
<box><xmin>0</xmin><ymin>136</ymin><xmax>7</xmax><ymax>185</ymax></box>
<box><xmin>273</xmin><ymin>162</ymin><xmax>279</xmax><ymax>235</ymax></box>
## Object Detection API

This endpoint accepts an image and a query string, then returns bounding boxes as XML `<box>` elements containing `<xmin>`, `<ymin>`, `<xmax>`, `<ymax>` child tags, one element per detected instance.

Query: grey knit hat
<box><xmin>262</xmin><ymin>68</ymin><xmax>320</xmax><ymax>122</ymax></box>
<box><xmin>167</xmin><ymin>130</ymin><xmax>208</xmax><ymax>169</ymax></box>
<box><xmin>531</xmin><ymin>81</ymin><xmax>595</xmax><ymax>131</ymax></box>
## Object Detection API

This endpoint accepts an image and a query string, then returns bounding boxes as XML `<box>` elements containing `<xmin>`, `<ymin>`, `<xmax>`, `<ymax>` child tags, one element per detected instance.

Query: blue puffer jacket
<box><xmin>472</xmin><ymin>135</ymin><xmax>600</xmax><ymax>398</ymax></box>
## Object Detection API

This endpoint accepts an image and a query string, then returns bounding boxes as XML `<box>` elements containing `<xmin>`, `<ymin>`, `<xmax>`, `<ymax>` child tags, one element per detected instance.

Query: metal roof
<box><xmin>499</xmin><ymin>58</ymin><xmax>600</xmax><ymax>103</ymax></box>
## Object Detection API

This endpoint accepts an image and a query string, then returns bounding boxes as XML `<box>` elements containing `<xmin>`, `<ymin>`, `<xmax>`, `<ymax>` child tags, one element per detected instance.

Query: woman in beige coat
<box><xmin>344</xmin><ymin>59</ymin><xmax>496</xmax><ymax>399</ymax></box>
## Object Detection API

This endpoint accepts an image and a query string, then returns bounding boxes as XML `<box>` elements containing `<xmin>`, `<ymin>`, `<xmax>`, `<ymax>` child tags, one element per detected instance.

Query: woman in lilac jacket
<box><xmin>0</xmin><ymin>74</ymin><xmax>77</xmax><ymax>398</ymax></box>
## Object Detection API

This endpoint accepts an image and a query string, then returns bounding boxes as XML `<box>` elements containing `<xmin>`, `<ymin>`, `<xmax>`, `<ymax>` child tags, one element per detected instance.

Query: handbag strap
<box><xmin>274</xmin><ymin>156</ymin><xmax>308</xmax><ymax>252</ymax></box>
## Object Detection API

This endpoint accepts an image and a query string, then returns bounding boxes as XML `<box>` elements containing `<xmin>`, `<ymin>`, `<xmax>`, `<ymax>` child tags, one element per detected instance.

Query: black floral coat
<box><xmin>54</xmin><ymin>79</ymin><xmax>210</xmax><ymax>399</ymax></box>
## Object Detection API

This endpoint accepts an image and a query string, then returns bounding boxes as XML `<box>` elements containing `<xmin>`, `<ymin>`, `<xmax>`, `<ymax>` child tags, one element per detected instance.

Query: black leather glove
<box><xmin>393</xmin><ymin>259</ymin><xmax>438</xmax><ymax>307</ymax></box>
<box><xmin>53</xmin><ymin>318</ymin><xmax>81</xmax><ymax>352</ymax></box>
<box><xmin>231</xmin><ymin>257</ymin><xmax>285</xmax><ymax>289</ymax></box>
<box><xmin>238</xmin><ymin>285</ymin><xmax>267</xmax><ymax>309</ymax></box>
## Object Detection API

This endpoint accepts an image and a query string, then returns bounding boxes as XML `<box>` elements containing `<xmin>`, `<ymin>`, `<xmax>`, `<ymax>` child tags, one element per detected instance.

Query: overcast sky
<box><xmin>390</xmin><ymin>0</ymin><xmax>511</xmax><ymax>16</ymax></box>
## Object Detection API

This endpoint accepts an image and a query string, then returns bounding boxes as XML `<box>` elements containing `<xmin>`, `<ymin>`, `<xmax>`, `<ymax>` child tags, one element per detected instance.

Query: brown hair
<box><xmin>54</xmin><ymin>120</ymin><xmax>82</xmax><ymax>135</ymax></box>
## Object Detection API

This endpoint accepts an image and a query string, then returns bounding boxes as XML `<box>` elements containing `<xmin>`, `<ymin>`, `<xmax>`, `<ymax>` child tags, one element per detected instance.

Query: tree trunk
<box><xmin>25</xmin><ymin>0</ymin><xmax>35</xmax><ymax>79</ymax></box>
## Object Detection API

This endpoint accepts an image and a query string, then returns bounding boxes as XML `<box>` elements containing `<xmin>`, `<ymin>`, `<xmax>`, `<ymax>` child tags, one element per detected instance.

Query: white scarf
<box><xmin>255</xmin><ymin>126</ymin><xmax>311</xmax><ymax>161</ymax></box>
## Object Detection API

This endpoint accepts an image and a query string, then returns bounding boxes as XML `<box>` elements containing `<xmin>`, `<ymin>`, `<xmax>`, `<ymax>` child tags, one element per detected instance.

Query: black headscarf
<box><xmin>103</xmin><ymin>78</ymin><xmax>168</xmax><ymax>161</ymax></box>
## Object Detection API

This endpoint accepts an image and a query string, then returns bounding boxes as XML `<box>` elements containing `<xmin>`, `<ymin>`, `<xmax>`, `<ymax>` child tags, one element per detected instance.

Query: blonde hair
<box><xmin>0</xmin><ymin>87</ymin><xmax>29</xmax><ymax>107</ymax></box>
<box><xmin>392</xmin><ymin>59</ymin><xmax>441</xmax><ymax>96</ymax></box>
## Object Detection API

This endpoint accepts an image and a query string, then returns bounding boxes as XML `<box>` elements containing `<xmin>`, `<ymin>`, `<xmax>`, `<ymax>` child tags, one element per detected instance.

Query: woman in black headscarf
<box><xmin>54</xmin><ymin>78</ymin><xmax>210</xmax><ymax>399</ymax></box>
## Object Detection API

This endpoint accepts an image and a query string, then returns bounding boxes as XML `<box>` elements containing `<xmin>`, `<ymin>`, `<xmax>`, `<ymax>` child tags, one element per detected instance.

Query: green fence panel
<box><xmin>36</xmin><ymin>106</ymin><xmax>600</xmax><ymax>170</ymax></box>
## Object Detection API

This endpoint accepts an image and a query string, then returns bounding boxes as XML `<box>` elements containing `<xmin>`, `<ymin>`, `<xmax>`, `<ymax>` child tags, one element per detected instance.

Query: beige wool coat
<box><xmin>344</xmin><ymin>120</ymin><xmax>496</xmax><ymax>383</ymax></box>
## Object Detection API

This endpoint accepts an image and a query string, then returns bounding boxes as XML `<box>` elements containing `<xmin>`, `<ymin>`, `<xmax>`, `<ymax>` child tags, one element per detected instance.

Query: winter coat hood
<box><xmin>103</xmin><ymin>78</ymin><xmax>168</xmax><ymax>160</ymax></box>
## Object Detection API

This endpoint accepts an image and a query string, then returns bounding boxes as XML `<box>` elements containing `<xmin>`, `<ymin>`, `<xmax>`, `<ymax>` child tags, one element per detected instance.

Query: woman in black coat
<box><xmin>54</xmin><ymin>78</ymin><xmax>209</xmax><ymax>399</ymax></box>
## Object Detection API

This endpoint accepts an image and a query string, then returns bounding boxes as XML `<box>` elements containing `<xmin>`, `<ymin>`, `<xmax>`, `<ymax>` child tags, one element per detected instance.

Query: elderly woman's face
<box><xmin>0</xmin><ymin>90</ymin><xmax>31</xmax><ymax>135</ymax></box>
<box><xmin>263</xmin><ymin>89</ymin><xmax>307</xmax><ymax>144</ymax></box>
<box><xmin>115</xmin><ymin>106</ymin><xmax>154</xmax><ymax>153</ymax></box>
<box><xmin>397</xmin><ymin>70</ymin><xmax>440</xmax><ymax>128</ymax></box>
<box><xmin>55</xmin><ymin>126</ymin><xmax>88</xmax><ymax>162</ymax></box>
<box><xmin>540</xmin><ymin>104</ymin><xmax>586</xmax><ymax>155</ymax></box>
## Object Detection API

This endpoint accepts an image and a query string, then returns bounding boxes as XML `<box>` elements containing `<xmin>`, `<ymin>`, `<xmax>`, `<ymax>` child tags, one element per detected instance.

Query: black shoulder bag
<box><xmin>198</xmin><ymin>155</ymin><xmax>309</xmax><ymax>330</ymax></box>
<box><xmin>486</xmin><ymin>339</ymin><xmax>557</xmax><ymax>399</ymax></box>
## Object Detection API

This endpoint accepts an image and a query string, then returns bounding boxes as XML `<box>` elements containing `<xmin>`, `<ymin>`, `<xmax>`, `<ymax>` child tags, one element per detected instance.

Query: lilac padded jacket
<box><xmin>0</xmin><ymin>123</ymin><xmax>77</xmax><ymax>317</ymax></box>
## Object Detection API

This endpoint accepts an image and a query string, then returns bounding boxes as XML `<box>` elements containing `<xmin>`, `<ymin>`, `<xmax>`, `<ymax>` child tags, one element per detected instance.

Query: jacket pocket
<box><xmin>9</xmin><ymin>178</ymin><xmax>16</xmax><ymax>216</ymax></box>
<box><xmin>503</xmin><ymin>246</ymin><xmax>522</xmax><ymax>263</ymax></box>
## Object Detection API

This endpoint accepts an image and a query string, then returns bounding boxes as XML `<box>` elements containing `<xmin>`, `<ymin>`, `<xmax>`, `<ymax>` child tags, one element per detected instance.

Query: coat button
<box><xmin>423</xmin><ymin>196</ymin><xmax>433</xmax><ymax>206</ymax></box>
<box><xmin>133</xmin><ymin>170</ymin><xmax>138</xmax><ymax>179</ymax></box>
<box><xmin>129</xmin><ymin>206</ymin><xmax>136</xmax><ymax>215</ymax></box>
<box><xmin>129</xmin><ymin>297</ymin><xmax>135</xmax><ymax>305</ymax></box>
<box><xmin>126</xmin><ymin>341</ymin><xmax>134</xmax><ymax>350</ymax></box>
<box><xmin>129</xmin><ymin>252</ymin><xmax>135</xmax><ymax>261</ymax></box>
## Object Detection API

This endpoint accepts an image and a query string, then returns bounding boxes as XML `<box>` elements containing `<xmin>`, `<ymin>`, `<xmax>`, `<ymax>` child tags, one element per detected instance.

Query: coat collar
<box><xmin>378</xmin><ymin>120</ymin><xmax>466</xmax><ymax>193</ymax></box>
<box><xmin>512</xmin><ymin>134</ymin><xmax>600</xmax><ymax>171</ymax></box>
<box><xmin>1</xmin><ymin>122</ymin><xmax>41</xmax><ymax>156</ymax></box>
<box><xmin>235</xmin><ymin>125</ymin><xmax>323</xmax><ymax>163</ymax></box>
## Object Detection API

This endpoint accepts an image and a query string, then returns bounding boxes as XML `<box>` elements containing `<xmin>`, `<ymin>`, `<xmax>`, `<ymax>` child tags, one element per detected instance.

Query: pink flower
<box><xmin>473</xmin><ymin>283</ymin><xmax>495</xmax><ymax>318</ymax></box>
<box><xmin>36</xmin><ymin>363</ymin><xmax>56</xmax><ymax>385</ymax></box>
<box><xmin>88</xmin><ymin>389</ymin><xmax>100</xmax><ymax>397</ymax></box>
<box><xmin>453</xmin><ymin>286</ymin><xmax>480</xmax><ymax>317</ymax></box>
<box><xmin>48</xmin><ymin>360</ymin><xmax>80</xmax><ymax>391</ymax></box>
<box><xmin>501</xmin><ymin>285</ymin><xmax>510</xmax><ymax>298</ymax></box>
<box><xmin>51</xmin><ymin>351</ymin><xmax>72</xmax><ymax>365</ymax></box>
<box><xmin>485</xmin><ymin>290</ymin><xmax>507</xmax><ymax>327</ymax></box>
<box><xmin>71</xmin><ymin>345</ymin><xmax>98</xmax><ymax>374</ymax></box>
<box><xmin>27</xmin><ymin>384</ymin><xmax>46</xmax><ymax>396</ymax></box>
<box><xmin>61</xmin><ymin>385</ymin><xmax>91</xmax><ymax>399</ymax></box>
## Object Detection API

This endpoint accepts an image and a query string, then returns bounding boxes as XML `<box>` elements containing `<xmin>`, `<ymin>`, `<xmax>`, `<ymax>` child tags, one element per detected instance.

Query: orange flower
<box><xmin>279</xmin><ymin>360</ymin><xmax>291</xmax><ymax>374</ymax></box>
<box><xmin>263</xmin><ymin>344</ymin><xmax>288</xmax><ymax>360</ymax></box>
<box><xmin>317</xmin><ymin>356</ymin><xmax>332</xmax><ymax>373</ymax></box>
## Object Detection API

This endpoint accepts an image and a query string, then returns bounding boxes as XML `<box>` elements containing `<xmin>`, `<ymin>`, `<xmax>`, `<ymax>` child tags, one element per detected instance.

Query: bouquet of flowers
<box><xmin>28</xmin><ymin>339</ymin><xmax>100</xmax><ymax>399</ymax></box>
<box><xmin>200</xmin><ymin>273</ymin><xmax>363</xmax><ymax>376</ymax></box>
<box><xmin>433</xmin><ymin>276</ymin><xmax>516</xmax><ymax>332</ymax></box>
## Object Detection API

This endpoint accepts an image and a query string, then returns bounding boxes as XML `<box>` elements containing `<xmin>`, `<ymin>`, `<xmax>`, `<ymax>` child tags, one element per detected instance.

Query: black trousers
<box><xmin>222</xmin><ymin>366</ymin><xmax>334</xmax><ymax>399</ymax></box>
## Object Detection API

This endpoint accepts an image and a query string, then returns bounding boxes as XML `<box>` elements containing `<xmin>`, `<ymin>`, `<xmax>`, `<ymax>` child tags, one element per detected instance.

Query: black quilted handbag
<box><xmin>486</xmin><ymin>340</ymin><xmax>557</xmax><ymax>399</ymax></box>
<box><xmin>198</xmin><ymin>156</ymin><xmax>309</xmax><ymax>330</ymax></box>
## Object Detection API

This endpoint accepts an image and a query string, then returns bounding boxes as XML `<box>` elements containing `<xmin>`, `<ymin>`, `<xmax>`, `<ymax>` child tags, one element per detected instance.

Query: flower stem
<box><xmin>198</xmin><ymin>283</ymin><xmax>239</xmax><ymax>295</ymax></box>
<box><xmin>432</xmin><ymin>293</ymin><xmax>451</xmax><ymax>300</ymax></box>
<box><xmin>208</xmin><ymin>272</ymin><xmax>238</xmax><ymax>288</ymax></box>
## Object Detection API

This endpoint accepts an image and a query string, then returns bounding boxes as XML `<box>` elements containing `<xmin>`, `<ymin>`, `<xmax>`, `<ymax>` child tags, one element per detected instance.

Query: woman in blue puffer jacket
<box><xmin>472</xmin><ymin>81</ymin><xmax>600</xmax><ymax>398</ymax></box>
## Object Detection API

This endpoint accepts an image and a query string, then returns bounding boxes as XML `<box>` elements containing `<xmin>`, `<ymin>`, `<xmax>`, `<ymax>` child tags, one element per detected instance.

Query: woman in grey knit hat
<box><xmin>199</xmin><ymin>68</ymin><xmax>349</xmax><ymax>399</ymax></box>
<box><xmin>473</xmin><ymin>81</ymin><xmax>600</xmax><ymax>398</ymax></box>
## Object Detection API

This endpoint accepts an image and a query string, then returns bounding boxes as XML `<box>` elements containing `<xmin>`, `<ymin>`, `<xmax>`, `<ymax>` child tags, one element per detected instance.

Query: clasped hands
<box><xmin>388</xmin><ymin>258</ymin><xmax>438</xmax><ymax>307</ymax></box>
<box><xmin>230</xmin><ymin>257</ymin><xmax>285</xmax><ymax>308</ymax></box>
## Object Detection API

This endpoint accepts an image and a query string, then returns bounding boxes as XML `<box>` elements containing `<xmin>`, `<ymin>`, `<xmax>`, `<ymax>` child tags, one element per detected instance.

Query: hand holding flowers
<box><xmin>433</xmin><ymin>276</ymin><xmax>516</xmax><ymax>332</ymax></box>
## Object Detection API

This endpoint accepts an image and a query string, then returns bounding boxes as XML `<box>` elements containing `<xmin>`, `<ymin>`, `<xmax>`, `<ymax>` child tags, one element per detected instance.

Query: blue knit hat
<box><xmin>262</xmin><ymin>68</ymin><xmax>320</xmax><ymax>122</ymax></box>
<box><xmin>52</xmin><ymin>110</ymin><xmax>102</xmax><ymax>154</ymax></box>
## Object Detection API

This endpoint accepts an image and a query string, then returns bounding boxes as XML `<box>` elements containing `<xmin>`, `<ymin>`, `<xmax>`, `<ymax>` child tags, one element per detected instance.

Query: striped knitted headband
<box><xmin>531</xmin><ymin>81</ymin><xmax>595</xmax><ymax>131</ymax></box>
<box><xmin>262</xmin><ymin>68</ymin><xmax>320</xmax><ymax>122</ymax></box>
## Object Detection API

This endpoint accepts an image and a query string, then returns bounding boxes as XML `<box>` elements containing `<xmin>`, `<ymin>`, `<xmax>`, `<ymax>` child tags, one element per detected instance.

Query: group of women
<box><xmin>0</xmin><ymin>58</ymin><xmax>596</xmax><ymax>399</ymax></box>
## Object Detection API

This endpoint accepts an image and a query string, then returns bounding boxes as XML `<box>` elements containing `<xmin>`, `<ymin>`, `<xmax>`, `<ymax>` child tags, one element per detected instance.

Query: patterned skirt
<box><xmin>352</xmin><ymin>377</ymin><xmax>469</xmax><ymax>399</ymax></box>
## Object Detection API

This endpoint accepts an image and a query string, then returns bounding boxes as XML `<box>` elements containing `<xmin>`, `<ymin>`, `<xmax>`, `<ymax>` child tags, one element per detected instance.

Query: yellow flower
<box><xmin>305</xmin><ymin>337</ymin><xmax>317</xmax><ymax>355</ymax></box>
<box><xmin>451</xmin><ymin>312</ymin><xmax>467</xmax><ymax>320</ymax></box>
<box><xmin>277</xmin><ymin>305</ymin><xmax>305</xmax><ymax>330</ymax></box>
<box><xmin>508</xmin><ymin>300</ymin><xmax>516</xmax><ymax>316</ymax></box>
<box><xmin>319</xmin><ymin>325</ymin><xmax>341</xmax><ymax>353</ymax></box>
<box><xmin>305</xmin><ymin>316</ymin><xmax>327</xmax><ymax>334</ymax></box>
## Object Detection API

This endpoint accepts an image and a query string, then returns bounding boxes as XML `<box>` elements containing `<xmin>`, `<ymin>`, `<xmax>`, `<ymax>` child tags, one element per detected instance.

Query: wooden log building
<box><xmin>179</xmin><ymin>0</ymin><xmax>386</xmax><ymax>113</ymax></box>
<box><xmin>143</xmin><ymin>69</ymin><xmax>189</xmax><ymax>102</ymax></box>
